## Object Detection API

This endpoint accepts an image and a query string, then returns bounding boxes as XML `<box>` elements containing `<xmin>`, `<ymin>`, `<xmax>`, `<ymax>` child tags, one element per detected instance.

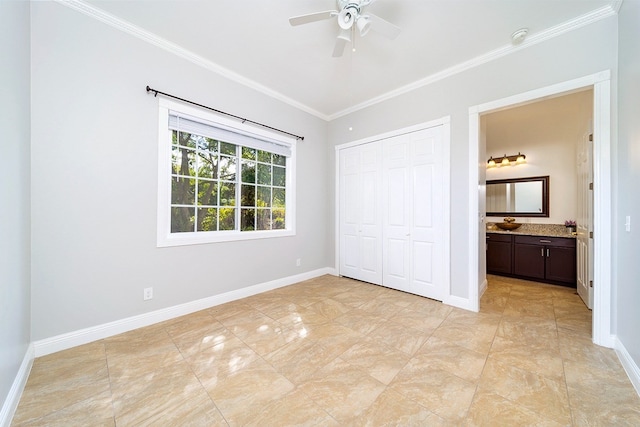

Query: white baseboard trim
<box><xmin>614</xmin><ymin>335</ymin><xmax>640</xmax><ymax>397</ymax></box>
<box><xmin>33</xmin><ymin>268</ymin><xmax>333</xmax><ymax>357</ymax></box>
<box><xmin>479</xmin><ymin>278</ymin><xmax>488</xmax><ymax>298</ymax></box>
<box><xmin>443</xmin><ymin>294</ymin><xmax>474</xmax><ymax>311</ymax></box>
<box><xmin>0</xmin><ymin>343</ymin><xmax>34</xmax><ymax>427</ymax></box>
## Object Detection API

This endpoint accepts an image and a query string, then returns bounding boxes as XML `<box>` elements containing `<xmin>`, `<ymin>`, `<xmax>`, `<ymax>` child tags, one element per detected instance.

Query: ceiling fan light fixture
<box><xmin>356</xmin><ymin>15</ymin><xmax>371</xmax><ymax>36</ymax></box>
<box><xmin>338</xmin><ymin>7</ymin><xmax>358</xmax><ymax>30</ymax></box>
<box><xmin>337</xmin><ymin>28</ymin><xmax>351</xmax><ymax>43</ymax></box>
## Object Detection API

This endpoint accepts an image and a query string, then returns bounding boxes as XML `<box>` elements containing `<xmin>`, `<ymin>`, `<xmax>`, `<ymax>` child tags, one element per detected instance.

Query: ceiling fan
<box><xmin>289</xmin><ymin>0</ymin><xmax>401</xmax><ymax>57</ymax></box>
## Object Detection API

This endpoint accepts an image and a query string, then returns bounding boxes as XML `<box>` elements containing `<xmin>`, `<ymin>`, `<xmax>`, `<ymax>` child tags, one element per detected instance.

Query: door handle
<box><xmin>539</xmin><ymin>239</ymin><xmax>552</xmax><ymax>243</ymax></box>
<box><xmin>547</xmin><ymin>248</ymin><xmax>550</xmax><ymax>257</ymax></box>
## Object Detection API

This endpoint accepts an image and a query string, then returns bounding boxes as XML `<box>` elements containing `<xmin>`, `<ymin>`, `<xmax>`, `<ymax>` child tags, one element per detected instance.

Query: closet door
<box><xmin>339</xmin><ymin>143</ymin><xmax>383</xmax><ymax>285</ymax></box>
<box><xmin>383</xmin><ymin>126</ymin><xmax>444</xmax><ymax>300</ymax></box>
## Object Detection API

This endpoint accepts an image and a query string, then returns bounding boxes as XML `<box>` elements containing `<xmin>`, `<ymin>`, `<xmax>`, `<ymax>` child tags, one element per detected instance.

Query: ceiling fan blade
<box><xmin>332</xmin><ymin>29</ymin><xmax>351</xmax><ymax>57</ymax></box>
<box><xmin>289</xmin><ymin>10</ymin><xmax>337</xmax><ymax>26</ymax></box>
<box><xmin>367</xmin><ymin>13</ymin><xmax>401</xmax><ymax>39</ymax></box>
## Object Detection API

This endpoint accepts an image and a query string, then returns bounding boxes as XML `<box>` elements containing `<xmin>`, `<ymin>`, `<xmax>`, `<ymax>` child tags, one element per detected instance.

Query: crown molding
<box><xmin>54</xmin><ymin>0</ymin><xmax>331</xmax><ymax>121</ymax></box>
<box><xmin>55</xmin><ymin>0</ymin><xmax>617</xmax><ymax>122</ymax></box>
<box><xmin>328</xmin><ymin>3</ymin><xmax>618</xmax><ymax>120</ymax></box>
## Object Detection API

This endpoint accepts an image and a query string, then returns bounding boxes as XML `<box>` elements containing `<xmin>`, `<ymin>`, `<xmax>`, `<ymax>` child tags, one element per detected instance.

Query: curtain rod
<box><xmin>146</xmin><ymin>85</ymin><xmax>304</xmax><ymax>141</ymax></box>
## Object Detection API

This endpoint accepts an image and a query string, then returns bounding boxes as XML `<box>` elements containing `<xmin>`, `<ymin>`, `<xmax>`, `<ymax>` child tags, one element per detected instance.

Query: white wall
<box><xmin>328</xmin><ymin>17</ymin><xmax>618</xmax><ymax>300</ymax></box>
<box><xmin>484</xmin><ymin>90</ymin><xmax>593</xmax><ymax>224</ymax></box>
<box><xmin>616</xmin><ymin>0</ymin><xmax>640</xmax><ymax>378</ymax></box>
<box><xmin>0</xmin><ymin>0</ymin><xmax>31</xmax><ymax>418</ymax></box>
<box><xmin>30</xmin><ymin>2</ymin><xmax>329</xmax><ymax>341</ymax></box>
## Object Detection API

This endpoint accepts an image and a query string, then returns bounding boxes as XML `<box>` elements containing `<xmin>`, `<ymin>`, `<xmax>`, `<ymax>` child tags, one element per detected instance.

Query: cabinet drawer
<box><xmin>514</xmin><ymin>235</ymin><xmax>576</xmax><ymax>248</ymax></box>
<box><xmin>486</xmin><ymin>233</ymin><xmax>512</xmax><ymax>243</ymax></box>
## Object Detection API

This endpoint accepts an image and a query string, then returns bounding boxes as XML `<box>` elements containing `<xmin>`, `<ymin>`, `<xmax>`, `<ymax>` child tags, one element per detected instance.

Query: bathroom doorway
<box><xmin>468</xmin><ymin>72</ymin><xmax>613</xmax><ymax>348</ymax></box>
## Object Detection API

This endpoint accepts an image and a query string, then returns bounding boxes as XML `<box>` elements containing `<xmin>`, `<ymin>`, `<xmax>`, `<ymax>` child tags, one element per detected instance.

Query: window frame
<box><xmin>156</xmin><ymin>98</ymin><xmax>296</xmax><ymax>247</ymax></box>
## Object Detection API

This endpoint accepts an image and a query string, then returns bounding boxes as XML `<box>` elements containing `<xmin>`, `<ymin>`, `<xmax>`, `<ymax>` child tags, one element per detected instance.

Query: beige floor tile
<box><xmin>307</xmin><ymin>297</ymin><xmax>353</xmax><ymax>320</ymax></box>
<box><xmin>334</xmin><ymin>308</ymin><xmax>386</xmax><ymax>335</ymax></box>
<box><xmin>357</xmin><ymin>297</ymin><xmax>404</xmax><ymax>318</ymax></box>
<box><xmin>236</xmin><ymin>319</ymin><xmax>299</xmax><ymax>357</ymax></box>
<box><xmin>465</xmin><ymin>387</ymin><xmax>565</xmax><ymax>427</ymax></box>
<box><xmin>389</xmin><ymin>361</ymin><xmax>477</xmax><ymax>421</ymax></box>
<box><xmin>568</xmin><ymin>385</ymin><xmax>640</xmax><ymax>426</ymax></box>
<box><xmin>297</xmin><ymin>358</ymin><xmax>386</xmax><ymax>423</ymax></box>
<box><xmin>110</xmin><ymin>360</ymin><xmax>211</xmax><ymax>426</ymax></box>
<box><xmin>339</xmin><ymin>336</ymin><xmax>411</xmax><ymax>384</ymax></box>
<box><xmin>105</xmin><ymin>328</ymin><xmax>184</xmax><ymax>382</ymax></box>
<box><xmin>503</xmin><ymin>298</ymin><xmax>557</xmax><ymax>319</ymax></box>
<box><xmin>330</xmin><ymin>289</ymin><xmax>369</xmax><ymax>308</ymax></box>
<box><xmin>264</xmin><ymin>336</ymin><xmax>342</xmax><ymax>384</ymax></box>
<box><xmin>246</xmin><ymin>388</ymin><xmax>339</xmax><ymax>427</ymax></box>
<box><xmin>166</xmin><ymin>316</ymin><xmax>232</xmax><ymax>358</ymax></box>
<box><xmin>353</xmin><ymin>388</ymin><xmax>447</xmax><ymax>427</ymax></box>
<box><xmin>496</xmin><ymin>314</ymin><xmax>559</xmax><ymax>347</ymax></box>
<box><xmin>390</xmin><ymin>307</ymin><xmax>445</xmax><ymax>334</ymax></box>
<box><xmin>405</xmin><ymin>296</ymin><xmax>454</xmax><ymax>318</ymax></box>
<box><xmin>14</xmin><ymin>274</ymin><xmax>640</xmax><ymax>426</ymax></box>
<box><xmin>488</xmin><ymin>335</ymin><xmax>565</xmax><ymax>379</ymax></box>
<box><xmin>13</xmin><ymin>344</ymin><xmax>111</xmax><ymax>425</ymax></box>
<box><xmin>12</xmin><ymin>390</ymin><xmax>114</xmax><ymax>427</ymax></box>
<box><xmin>479</xmin><ymin>358</ymin><xmax>572</xmax><ymax>425</ymax></box>
<box><xmin>203</xmin><ymin>357</ymin><xmax>295</xmax><ymax>426</ymax></box>
<box><xmin>186</xmin><ymin>335</ymin><xmax>260</xmax><ymax>389</ymax></box>
<box><xmin>416</xmin><ymin>336</ymin><xmax>488</xmax><ymax>382</ymax></box>
<box><xmin>367</xmin><ymin>320</ymin><xmax>431</xmax><ymax>355</ymax></box>
<box><xmin>275</xmin><ymin>304</ymin><xmax>332</xmax><ymax>330</ymax></box>
<box><xmin>430</xmin><ymin>320</ymin><xmax>497</xmax><ymax>354</ymax></box>
<box><xmin>304</xmin><ymin>321</ymin><xmax>364</xmax><ymax>354</ymax></box>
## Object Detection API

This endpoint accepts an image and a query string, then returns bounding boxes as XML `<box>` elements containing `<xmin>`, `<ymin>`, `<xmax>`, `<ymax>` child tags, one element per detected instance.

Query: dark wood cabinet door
<box><xmin>546</xmin><ymin>246</ymin><xmax>577</xmax><ymax>284</ymax></box>
<box><xmin>487</xmin><ymin>240</ymin><xmax>512</xmax><ymax>274</ymax></box>
<box><xmin>514</xmin><ymin>244</ymin><xmax>545</xmax><ymax>280</ymax></box>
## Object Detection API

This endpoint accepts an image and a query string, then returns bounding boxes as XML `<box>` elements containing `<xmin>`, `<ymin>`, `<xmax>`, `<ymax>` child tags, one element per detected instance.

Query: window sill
<box><xmin>157</xmin><ymin>228</ymin><xmax>295</xmax><ymax>247</ymax></box>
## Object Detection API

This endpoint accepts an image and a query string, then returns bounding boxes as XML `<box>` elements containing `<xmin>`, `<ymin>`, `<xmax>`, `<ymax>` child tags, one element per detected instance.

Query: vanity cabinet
<box><xmin>514</xmin><ymin>236</ymin><xmax>576</xmax><ymax>285</ymax></box>
<box><xmin>486</xmin><ymin>233</ymin><xmax>513</xmax><ymax>275</ymax></box>
<box><xmin>486</xmin><ymin>233</ymin><xmax>576</xmax><ymax>287</ymax></box>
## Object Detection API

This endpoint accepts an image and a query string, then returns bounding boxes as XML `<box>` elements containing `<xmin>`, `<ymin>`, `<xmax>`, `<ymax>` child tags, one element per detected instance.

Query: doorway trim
<box><xmin>468</xmin><ymin>70</ymin><xmax>613</xmax><ymax>348</ymax></box>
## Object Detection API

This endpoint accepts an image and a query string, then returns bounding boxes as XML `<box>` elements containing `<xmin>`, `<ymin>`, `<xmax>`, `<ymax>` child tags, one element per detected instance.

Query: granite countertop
<box><xmin>486</xmin><ymin>223</ymin><xmax>577</xmax><ymax>239</ymax></box>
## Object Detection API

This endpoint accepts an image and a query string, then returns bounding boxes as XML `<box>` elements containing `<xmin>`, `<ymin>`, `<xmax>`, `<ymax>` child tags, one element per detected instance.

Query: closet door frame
<box><xmin>334</xmin><ymin>117</ymin><xmax>451</xmax><ymax>302</ymax></box>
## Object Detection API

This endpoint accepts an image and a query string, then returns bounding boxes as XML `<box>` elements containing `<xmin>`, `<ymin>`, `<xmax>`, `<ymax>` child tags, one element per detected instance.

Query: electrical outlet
<box><xmin>625</xmin><ymin>215</ymin><xmax>631</xmax><ymax>232</ymax></box>
<box><xmin>143</xmin><ymin>287</ymin><xmax>153</xmax><ymax>301</ymax></box>
<box><xmin>296</xmin><ymin>258</ymin><xmax>301</xmax><ymax>267</ymax></box>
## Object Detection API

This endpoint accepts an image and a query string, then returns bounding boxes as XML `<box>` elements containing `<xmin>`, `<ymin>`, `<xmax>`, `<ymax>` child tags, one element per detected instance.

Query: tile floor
<box><xmin>11</xmin><ymin>274</ymin><xmax>640</xmax><ymax>426</ymax></box>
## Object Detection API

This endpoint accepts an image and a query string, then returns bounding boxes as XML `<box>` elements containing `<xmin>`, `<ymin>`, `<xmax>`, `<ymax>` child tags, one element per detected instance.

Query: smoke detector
<box><xmin>511</xmin><ymin>28</ymin><xmax>528</xmax><ymax>45</ymax></box>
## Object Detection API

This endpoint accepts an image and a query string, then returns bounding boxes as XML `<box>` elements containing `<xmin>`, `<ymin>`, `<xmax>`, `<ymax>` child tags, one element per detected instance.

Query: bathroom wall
<box><xmin>484</xmin><ymin>90</ymin><xmax>593</xmax><ymax>225</ymax></box>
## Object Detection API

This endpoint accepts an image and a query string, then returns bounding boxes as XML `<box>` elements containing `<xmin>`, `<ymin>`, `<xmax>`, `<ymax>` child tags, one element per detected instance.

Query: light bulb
<box><xmin>501</xmin><ymin>157</ymin><xmax>510</xmax><ymax>166</ymax></box>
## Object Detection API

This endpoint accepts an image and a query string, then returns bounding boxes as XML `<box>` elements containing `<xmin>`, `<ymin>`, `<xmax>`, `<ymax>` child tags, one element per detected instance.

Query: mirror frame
<box><xmin>486</xmin><ymin>175</ymin><xmax>550</xmax><ymax>217</ymax></box>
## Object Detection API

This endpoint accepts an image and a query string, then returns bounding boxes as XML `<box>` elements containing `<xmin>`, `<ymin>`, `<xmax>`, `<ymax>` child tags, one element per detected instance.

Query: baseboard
<box><xmin>33</xmin><ymin>268</ymin><xmax>333</xmax><ymax>357</ymax></box>
<box><xmin>479</xmin><ymin>278</ymin><xmax>488</xmax><ymax>298</ymax></box>
<box><xmin>443</xmin><ymin>294</ymin><xmax>474</xmax><ymax>311</ymax></box>
<box><xmin>614</xmin><ymin>335</ymin><xmax>640</xmax><ymax>397</ymax></box>
<box><xmin>0</xmin><ymin>343</ymin><xmax>34</xmax><ymax>427</ymax></box>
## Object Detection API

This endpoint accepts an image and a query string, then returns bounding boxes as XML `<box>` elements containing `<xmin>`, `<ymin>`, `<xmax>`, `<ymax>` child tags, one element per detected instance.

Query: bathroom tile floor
<box><xmin>12</xmin><ymin>275</ymin><xmax>640</xmax><ymax>426</ymax></box>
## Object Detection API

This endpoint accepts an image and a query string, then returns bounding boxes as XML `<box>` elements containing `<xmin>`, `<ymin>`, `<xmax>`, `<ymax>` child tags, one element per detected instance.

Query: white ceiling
<box><xmin>82</xmin><ymin>0</ymin><xmax>618</xmax><ymax>120</ymax></box>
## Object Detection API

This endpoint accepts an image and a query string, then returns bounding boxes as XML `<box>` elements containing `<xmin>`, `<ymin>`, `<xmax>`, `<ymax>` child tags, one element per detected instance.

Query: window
<box><xmin>157</xmin><ymin>99</ymin><xmax>296</xmax><ymax>246</ymax></box>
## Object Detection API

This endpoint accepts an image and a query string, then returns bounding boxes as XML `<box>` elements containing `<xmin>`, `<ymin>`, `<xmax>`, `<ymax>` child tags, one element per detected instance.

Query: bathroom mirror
<box><xmin>486</xmin><ymin>176</ymin><xmax>549</xmax><ymax>217</ymax></box>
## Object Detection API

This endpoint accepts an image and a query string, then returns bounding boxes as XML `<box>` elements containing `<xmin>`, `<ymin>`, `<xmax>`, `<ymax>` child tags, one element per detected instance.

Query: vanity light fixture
<box><xmin>487</xmin><ymin>152</ymin><xmax>526</xmax><ymax>168</ymax></box>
